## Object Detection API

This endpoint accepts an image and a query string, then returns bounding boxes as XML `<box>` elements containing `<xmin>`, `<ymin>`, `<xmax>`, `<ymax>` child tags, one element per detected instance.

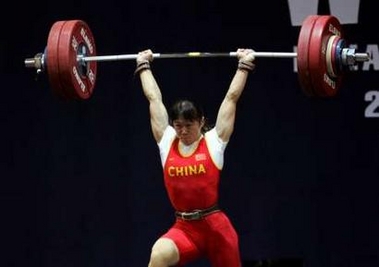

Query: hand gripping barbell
<box><xmin>24</xmin><ymin>15</ymin><xmax>370</xmax><ymax>100</ymax></box>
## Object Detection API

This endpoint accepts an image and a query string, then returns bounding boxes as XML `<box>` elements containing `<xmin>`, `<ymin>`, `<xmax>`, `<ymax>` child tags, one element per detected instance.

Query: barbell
<box><xmin>24</xmin><ymin>15</ymin><xmax>370</xmax><ymax>100</ymax></box>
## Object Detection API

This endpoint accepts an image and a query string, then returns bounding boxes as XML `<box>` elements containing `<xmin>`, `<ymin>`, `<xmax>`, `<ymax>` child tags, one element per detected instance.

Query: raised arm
<box><xmin>215</xmin><ymin>48</ymin><xmax>255</xmax><ymax>142</ymax></box>
<box><xmin>135</xmin><ymin>49</ymin><xmax>169</xmax><ymax>143</ymax></box>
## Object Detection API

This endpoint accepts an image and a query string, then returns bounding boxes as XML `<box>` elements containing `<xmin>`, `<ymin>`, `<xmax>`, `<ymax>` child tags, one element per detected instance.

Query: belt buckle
<box><xmin>182</xmin><ymin>210</ymin><xmax>202</xmax><ymax>220</ymax></box>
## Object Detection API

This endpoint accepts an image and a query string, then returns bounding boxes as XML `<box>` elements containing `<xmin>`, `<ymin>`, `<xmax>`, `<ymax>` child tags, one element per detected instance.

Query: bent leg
<box><xmin>149</xmin><ymin>224</ymin><xmax>203</xmax><ymax>267</ymax></box>
<box><xmin>148</xmin><ymin>238</ymin><xmax>179</xmax><ymax>267</ymax></box>
<box><xmin>206</xmin><ymin>213</ymin><xmax>242</xmax><ymax>267</ymax></box>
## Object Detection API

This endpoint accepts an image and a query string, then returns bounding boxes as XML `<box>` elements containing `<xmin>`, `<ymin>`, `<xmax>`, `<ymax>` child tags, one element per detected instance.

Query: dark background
<box><xmin>3</xmin><ymin>1</ymin><xmax>379</xmax><ymax>267</ymax></box>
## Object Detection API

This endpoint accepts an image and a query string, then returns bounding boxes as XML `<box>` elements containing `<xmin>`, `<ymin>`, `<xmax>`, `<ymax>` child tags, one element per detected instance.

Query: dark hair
<box><xmin>169</xmin><ymin>99</ymin><xmax>212</xmax><ymax>133</ymax></box>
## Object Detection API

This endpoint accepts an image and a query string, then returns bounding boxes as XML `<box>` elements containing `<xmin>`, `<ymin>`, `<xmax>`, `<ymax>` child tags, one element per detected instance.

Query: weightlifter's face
<box><xmin>172</xmin><ymin>118</ymin><xmax>203</xmax><ymax>146</ymax></box>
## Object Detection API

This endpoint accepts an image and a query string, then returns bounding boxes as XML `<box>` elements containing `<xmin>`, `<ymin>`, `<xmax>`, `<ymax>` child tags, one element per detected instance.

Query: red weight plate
<box><xmin>46</xmin><ymin>21</ymin><xmax>71</xmax><ymax>100</ymax></box>
<box><xmin>297</xmin><ymin>15</ymin><xmax>320</xmax><ymax>97</ymax></box>
<box><xmin>308</xmin><ymin>15</ymin><xmax>343</xmax><ymax>97</ymax></box>
<box><xmin>58</xmin><ymin>20</ymin><xmax>97</xmax><ymax>100</ymax></box>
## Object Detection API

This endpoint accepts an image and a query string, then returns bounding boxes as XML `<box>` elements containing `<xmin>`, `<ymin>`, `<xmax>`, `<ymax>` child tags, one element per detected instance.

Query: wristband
<box><xmin>134</xmin><ymin>60</ymin><xmax>151</xmax><ymax>75</ymax></box>
<box><xmin>238</xmin><ymin>60</ymin><xmax>255</xmax><ymax>72</ymax></box>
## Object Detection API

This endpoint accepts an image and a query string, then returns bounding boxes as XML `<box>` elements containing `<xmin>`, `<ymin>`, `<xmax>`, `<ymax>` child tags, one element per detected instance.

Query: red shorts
<box><xmin>162</xmin><ymin>211</ymin><xmax>241</xmax><ymax>267</ymax></box>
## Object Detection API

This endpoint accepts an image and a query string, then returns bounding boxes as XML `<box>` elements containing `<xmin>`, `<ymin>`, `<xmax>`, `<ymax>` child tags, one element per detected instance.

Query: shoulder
<box><xmin>158</xmin><ymin>126</ymin><xmax>176</xmax><ymax>147</ymax></box>
<box><xmin>204</xmin><ymin>127</ymin><xmax>227</xmax><ymax>169</ymax></box>
<box><xmin>205</xmin><ymin>127</ymin><xmax>227</xmax><ymax>146</ymax></box>
<box><xmin>158</xmin><ymin>126</ymin><xmax>177</xmax><ymax>166</ymax></box>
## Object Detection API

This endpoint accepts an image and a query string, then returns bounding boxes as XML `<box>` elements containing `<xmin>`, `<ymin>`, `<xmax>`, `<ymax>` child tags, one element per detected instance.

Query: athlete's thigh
<box><xmin>206</xmin><ymin>212</ymin><xmax>241</xmax><ymax>267</ymax></box>
<box><xmin>162</xmin><ymin>226</ymin><xmax>203</xmax><ymax>266</ymax></box>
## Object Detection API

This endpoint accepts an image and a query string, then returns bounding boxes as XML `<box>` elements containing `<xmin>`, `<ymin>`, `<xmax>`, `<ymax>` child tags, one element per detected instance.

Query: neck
<box><xmin>178</xmin><ymin>135</ymin><xmax>202</xmax><ymax>156</ymax></box>
<box><xmin>180</xmin><ymin>133</ymin><xmax>202</xmax><ymax>146</ymax></box>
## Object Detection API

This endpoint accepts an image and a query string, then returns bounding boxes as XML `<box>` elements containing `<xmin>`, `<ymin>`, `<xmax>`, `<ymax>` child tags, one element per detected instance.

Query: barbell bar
<box><xmin>24</xmin><ymin>15</ymin><xmax>370</xmax><ymax>100</ymax></box>
<box><xmin>78</xmin><ymin>52</ymin><xmax>300</xmax><ymax>62</ymax></box>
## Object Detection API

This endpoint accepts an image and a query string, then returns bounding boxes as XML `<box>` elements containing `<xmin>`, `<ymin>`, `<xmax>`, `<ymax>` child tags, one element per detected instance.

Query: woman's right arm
<box><xmin>136</xmin><ymin>49</ymin><xmax>169</xmax><ymax>143</ymax></box>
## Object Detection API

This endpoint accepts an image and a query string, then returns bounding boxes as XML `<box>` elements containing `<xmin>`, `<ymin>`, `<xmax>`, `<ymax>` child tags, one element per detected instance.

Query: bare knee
<box><xmin>148</xmin><ymin>238</ymin><xmax>179</xmax><ymax>267</ymax></box>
